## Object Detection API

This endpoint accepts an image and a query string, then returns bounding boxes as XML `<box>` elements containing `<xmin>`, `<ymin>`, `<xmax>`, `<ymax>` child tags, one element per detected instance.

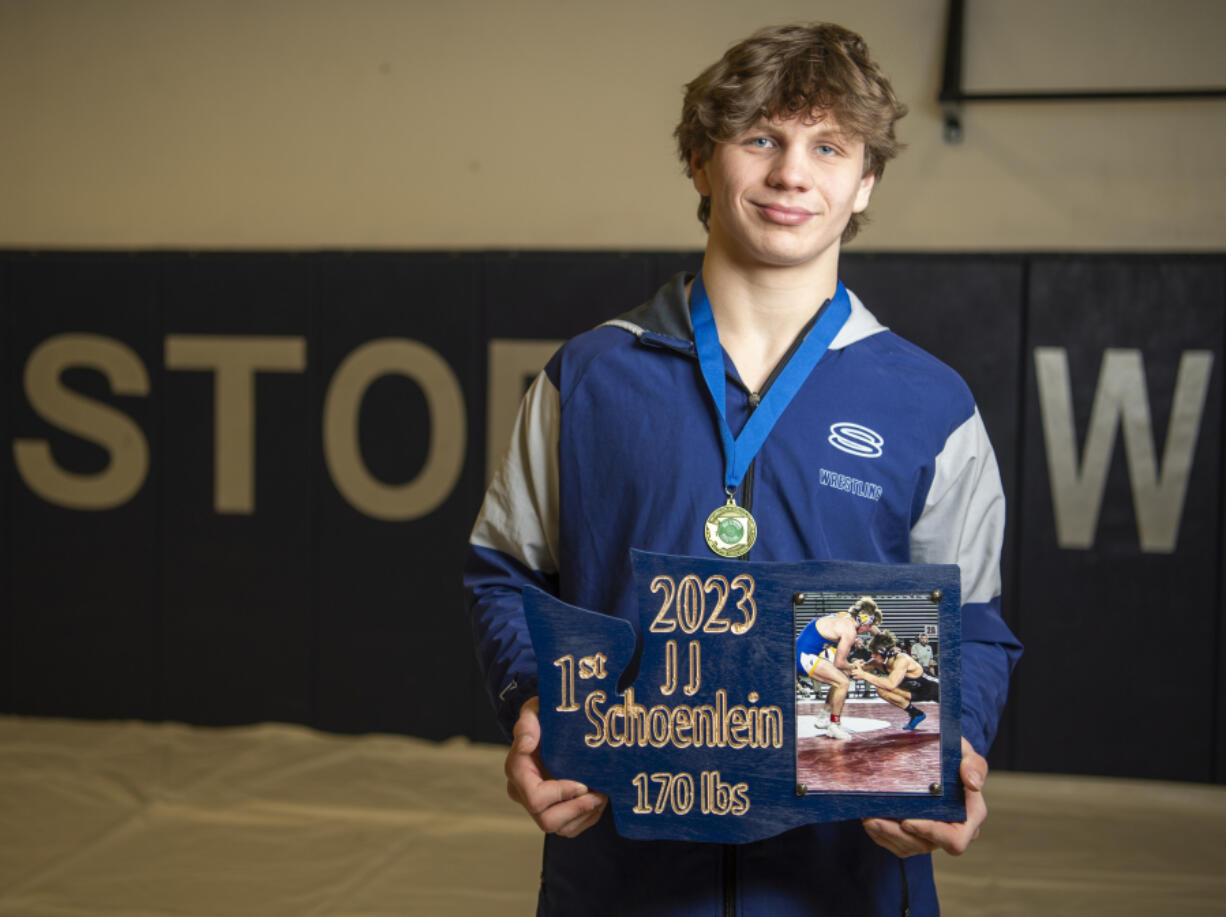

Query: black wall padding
<box><xmin>2</xmin><ymin>251</ymin><xmax>1222</xmax><ymax>783</ymax></box>
<box><xmin>1017</xmin><ymin>260</ymin><xmax>1224</xmax><ymax>782</ymax></box>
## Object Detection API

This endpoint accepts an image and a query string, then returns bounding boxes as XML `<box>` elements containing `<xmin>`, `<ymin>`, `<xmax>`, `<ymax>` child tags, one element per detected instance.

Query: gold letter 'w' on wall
<box><xmin>1034</xmin><ymin>347</ymin><xmax>1213</xmax><ymax>553</ymax></box>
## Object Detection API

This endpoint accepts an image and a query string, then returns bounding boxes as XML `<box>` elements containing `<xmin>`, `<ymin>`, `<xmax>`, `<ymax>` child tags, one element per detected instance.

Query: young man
<box><xmin>795</xmin><ymin>597</ymin><xmax>882</xmax><ymax>738</ymax></box>
<box><xmin>465</xmin><ymin>22</ymin><xmax>1021</xmax><ymax>916</ymax></box>
<box><xmin>853</xmin><ymin>629</ymin><xmax>942</xmax><ymax>730</ymax></box>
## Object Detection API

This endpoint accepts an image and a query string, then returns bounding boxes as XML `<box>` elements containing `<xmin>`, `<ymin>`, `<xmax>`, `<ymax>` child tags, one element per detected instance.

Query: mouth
<box><xmin>753</xmin><ymin>202</ymin><xmax>816</xmax><ymax>226</ymax></box>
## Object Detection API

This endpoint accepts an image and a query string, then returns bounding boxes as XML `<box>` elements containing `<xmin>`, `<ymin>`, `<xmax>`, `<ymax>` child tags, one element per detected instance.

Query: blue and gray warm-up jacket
<box><xmin>464</xmin><ymin>273</ymin><xmax>1023</xmax><ymax>917</ymax></box>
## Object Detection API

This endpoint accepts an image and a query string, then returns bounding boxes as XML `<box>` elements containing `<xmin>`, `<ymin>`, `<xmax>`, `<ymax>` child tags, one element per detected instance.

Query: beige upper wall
<box><xmin>2</xmin><ymin>0</ymin><xmax>1223</xmax><ymax>250</ymax></box>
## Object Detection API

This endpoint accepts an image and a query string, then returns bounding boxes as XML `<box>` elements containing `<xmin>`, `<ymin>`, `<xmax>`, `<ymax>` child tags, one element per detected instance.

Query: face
<box><xmin>691</xmin><ymin>112</ymin><xmax>875</xmax><ymax>272</ymax></box>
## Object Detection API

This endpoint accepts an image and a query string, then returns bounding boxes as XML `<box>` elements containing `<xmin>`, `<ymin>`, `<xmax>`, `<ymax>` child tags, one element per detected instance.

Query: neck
<box><xmin>695</xmin><ymin>251</ymin><xmax>840</xmax><ymax>393</ymax></box>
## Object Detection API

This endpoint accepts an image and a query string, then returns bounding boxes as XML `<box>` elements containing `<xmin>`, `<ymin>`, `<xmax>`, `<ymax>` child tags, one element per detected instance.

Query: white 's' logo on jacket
<box><xmin>827</xmin><ymin>422</ymin><xmax>884</xmax><ymax>458</ymax></box>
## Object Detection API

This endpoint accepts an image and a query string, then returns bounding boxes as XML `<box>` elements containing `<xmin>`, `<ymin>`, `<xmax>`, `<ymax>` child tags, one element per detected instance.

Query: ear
<box><xmin>853</xmin><ymin>170</ymin><xmax>876</xmax><ymax>214</ymax></box>
<box><xmin>690</xmin><ymin>150</ymin><xmax>711</xmax><ymax>197</ymax></box>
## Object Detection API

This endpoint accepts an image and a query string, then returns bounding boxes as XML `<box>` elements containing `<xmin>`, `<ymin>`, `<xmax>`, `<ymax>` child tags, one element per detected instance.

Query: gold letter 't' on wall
<box><xmin>164</xmin><ymin>335</ymin><xmax>307</xmax><ymax>514</ymax></box>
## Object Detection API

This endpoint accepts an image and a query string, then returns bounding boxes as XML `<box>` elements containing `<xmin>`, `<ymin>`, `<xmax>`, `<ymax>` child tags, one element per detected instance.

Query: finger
<box><xmin>862</xmin><ymin>818</ymin><xmax>936</xmax><ymax>858</ymax></box>
<box><xmin>535</xmin><ymin>790</ymin><xmax>606</xmax><ymax>834</ymax></box>
<box><xmin>865</xmin><ymin>826</ymin><xmax>933</xmax><ymax>858</ymax></box>
<box><xmin>561</xmin><ymin>794</ymin><xmax>608</xmax><ymax>838</ymax></box>
<box><xmin>902</xmin><ymin>780</ymin><xmax>986</xmax><ymax>856</ymax></box>
<box><xmin>555</xmin><ymin>794</ymin><xmax>609</xmax><ymax>838</ymax></box>
<box><xmin>519</xmin><ymin>776</ymin><xmax>593</xmax><ymax>817</ymax></box>
<box><xmin>505</xmin><ymin>758</ymin><xmax>601</xmax><ymax>834</ymax></box>
<box><xmin>900</xmin><ymin>817</ymin><xmax>977</xmax><ymax>856</ymax></box>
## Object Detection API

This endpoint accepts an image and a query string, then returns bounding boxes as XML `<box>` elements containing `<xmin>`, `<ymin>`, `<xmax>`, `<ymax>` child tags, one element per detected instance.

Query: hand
<box><xmin>861</xmin><ymin>737</ymin><xmax>987</xmax><ymax>857</ymax></box>
<box><xmin>505</xmin><ymin>697</ymin><xmax>608</xmax><ymax>837</ymax></box>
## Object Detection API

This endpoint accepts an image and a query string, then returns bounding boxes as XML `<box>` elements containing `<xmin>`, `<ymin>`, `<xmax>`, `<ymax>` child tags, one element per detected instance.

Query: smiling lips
<box><xmin>754</xmin><ymin>202</ymin><xmax>816</xmax><ymax>225</ymax></box>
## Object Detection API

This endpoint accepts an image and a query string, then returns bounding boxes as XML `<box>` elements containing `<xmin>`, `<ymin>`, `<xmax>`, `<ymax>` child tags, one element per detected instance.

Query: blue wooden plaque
<box><xmin>524</xmin><ymin>549</ymin><xmax>964</xmax><ymax>843</ymax></box>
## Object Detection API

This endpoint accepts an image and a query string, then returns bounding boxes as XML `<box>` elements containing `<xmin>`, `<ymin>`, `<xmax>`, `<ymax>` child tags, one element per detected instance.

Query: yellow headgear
<box><xmin>849</xmin><ymin>596</ymin><xmax>880</xmax><ymax>627</ymax></box>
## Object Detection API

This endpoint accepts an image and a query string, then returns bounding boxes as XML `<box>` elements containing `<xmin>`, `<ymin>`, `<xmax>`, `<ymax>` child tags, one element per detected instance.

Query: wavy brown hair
<box><xmin>868</xmin><ymin>630</ymin><xmax>899</xmax><ymax>656</ymax></box>
<box><xmin>675</xmin><ymin>23</ymin><xmax>907</xmax><ymax>242</ymax></box>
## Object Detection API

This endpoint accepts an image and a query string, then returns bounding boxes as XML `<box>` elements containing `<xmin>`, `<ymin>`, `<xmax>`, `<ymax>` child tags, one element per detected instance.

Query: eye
<box><xmin>745</xmin><ymin>136</ymin><xmax>775</xmax><ymax>149</ymax></box>
<box><xmin>816</xmin><ymin>143</ymin><xmax>838</xmax><ymax>156</ymax></box>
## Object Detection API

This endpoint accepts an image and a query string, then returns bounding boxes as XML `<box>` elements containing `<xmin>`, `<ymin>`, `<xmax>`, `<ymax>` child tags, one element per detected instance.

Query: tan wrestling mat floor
<box><xmin>2</xmin><ymin>716</ymin><xmax>1223</xmax><ymax>916</ymax></box>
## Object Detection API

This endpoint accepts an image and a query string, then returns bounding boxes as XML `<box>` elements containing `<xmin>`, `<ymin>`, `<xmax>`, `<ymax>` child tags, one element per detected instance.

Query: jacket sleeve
<box><xmin>909</xmin><ymin>407</ymin><xmax>1023</xmax><ymax>757</ymax></box>
<box><xmin>463</xmin><ymin>370</ymin><xmax>561</xmax><ymax>739</ymax></box>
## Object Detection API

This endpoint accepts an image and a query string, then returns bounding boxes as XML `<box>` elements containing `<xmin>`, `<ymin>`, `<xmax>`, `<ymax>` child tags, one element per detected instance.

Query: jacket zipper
<box><xmin>739</xmin><ymin>392</ymin><xmax>761</xmax><ymax>525</ymax></box>
<box><xmin>715</xmin><ymin>300</ymin><xmax>825</xmax><ymax>917</ymax></box>
<box><xmin>721</xmin><ymin>389</ymin><xmax>761</xmax><ymax>917</ymax></box>
<box><xmin>725</xmin><ymin>397</ymin><xmax>912</xmax><ymax>917</ymax></box>
<box><xmin>722</xmin><ymin>843</ymin><xmax>737</xmax><ymax>917</ymax></box>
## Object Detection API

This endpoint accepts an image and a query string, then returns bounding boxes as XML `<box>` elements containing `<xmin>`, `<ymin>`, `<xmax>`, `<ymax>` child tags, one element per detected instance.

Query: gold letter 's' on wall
<box><xmin>14</xmin><ymin>333</ymin><xmax>150</xmax><ymax>510</ymax></box>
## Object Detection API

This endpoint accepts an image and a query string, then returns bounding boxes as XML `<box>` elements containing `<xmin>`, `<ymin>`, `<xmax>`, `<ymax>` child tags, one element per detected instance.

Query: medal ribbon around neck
<box><xmin>690</xmin><ymin>270</ymin><xmax>852</xmax><ymax>556</ymax></box>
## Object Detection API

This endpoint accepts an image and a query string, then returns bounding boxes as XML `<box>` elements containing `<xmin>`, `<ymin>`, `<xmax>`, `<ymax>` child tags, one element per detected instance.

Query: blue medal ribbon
<box><xmin>690</xmin><ymin>270</ymin><xmax>851</xmax><ymax>494</ymax></box>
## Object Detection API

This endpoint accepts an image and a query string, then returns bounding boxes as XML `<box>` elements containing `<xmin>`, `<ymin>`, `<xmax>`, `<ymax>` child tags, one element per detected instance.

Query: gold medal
<box><xmin>704</xmin><ymin>497</ymin><xmax>757</xmax><ymax>558</ymax></box>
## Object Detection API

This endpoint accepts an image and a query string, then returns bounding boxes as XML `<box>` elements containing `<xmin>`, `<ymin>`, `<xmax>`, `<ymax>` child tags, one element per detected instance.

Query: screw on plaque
<box><xmin>929</xmin><ymin>783</ymin><xmax>942</xmax><ymax>795</ymax></box>
<box><xmin>795</xmin><ymin>784</ymin><xmax>807</xmax><ymax>797</ymax></box>
<box><xmin>793</xmin><ymin>593</ymin><xmax>806</xmax><ymax>604</ymax></box>
<box><xmin>929</xmin><ymin>590</ymin><xmax>942</xmax><ymax>603</ymax></box>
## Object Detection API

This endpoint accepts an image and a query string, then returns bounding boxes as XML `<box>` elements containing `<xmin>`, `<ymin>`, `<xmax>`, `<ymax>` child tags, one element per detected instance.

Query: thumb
<box><xmin>960</xmin><ymin>738</ymin><xmax>986</xmax><ymax>791</ymax></box>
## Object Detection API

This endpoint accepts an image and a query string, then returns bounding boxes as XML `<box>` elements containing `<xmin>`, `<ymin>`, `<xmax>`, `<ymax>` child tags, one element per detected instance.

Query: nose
<box><xmin>768</xmin><ymin>143</ymin><xmax>812</xmax><ymax>191</ymax></box>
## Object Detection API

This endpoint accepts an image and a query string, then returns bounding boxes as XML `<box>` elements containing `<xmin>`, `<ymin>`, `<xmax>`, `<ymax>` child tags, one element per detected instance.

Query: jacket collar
<box><xmin>603</xmin><ymin>272</ymin><xmax>886</xmax><ymax>352</ymax></box>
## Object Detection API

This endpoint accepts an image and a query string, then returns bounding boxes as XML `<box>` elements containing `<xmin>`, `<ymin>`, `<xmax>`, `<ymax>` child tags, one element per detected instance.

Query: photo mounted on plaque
<box><xmin>794</xmin><ymin>591</ymin><xmax>945</xmax><ymax>797</ymax></box>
